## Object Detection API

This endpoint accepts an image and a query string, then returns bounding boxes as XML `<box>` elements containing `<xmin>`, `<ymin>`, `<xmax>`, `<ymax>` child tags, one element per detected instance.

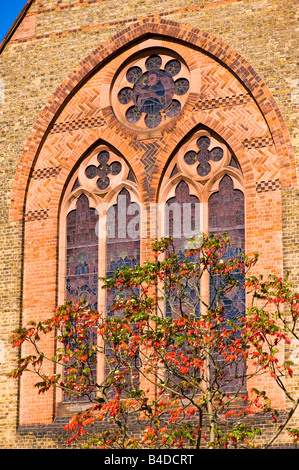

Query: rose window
<box><xmin>115</xmin><ymin>53</ymin><xmax>190</xmax><ymax>130</ymax></box>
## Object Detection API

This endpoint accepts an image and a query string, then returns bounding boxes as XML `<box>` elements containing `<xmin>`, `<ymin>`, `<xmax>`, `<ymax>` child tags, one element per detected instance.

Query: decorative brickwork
<box><xmin>256</xmin><ymin>179</ymin><xmax>281</xmax><ymax>194</ymax></box>
<box><xmin>243</xmin><ymin>136</ymin><xmax>275</xmax><ymax>150</ymax></box>
<box><xmin>25</xmin><ymin>208</ymin><xmax>49</xmax><ymax>221</ymax></box>
<box><xmin>193</xmin><ymin>93</ymin><xmax>251</xmax><ymax>111</ymax></box>
<box><xmin>50</xmin><ymin>116</ymin><xmax>106</xmax><ymax>134</ymax></box>
<box><xmin>130</xmin><ymin>139</ymin><xmax>161</xmax><ymax>183</ymax></box>
<box><xmin>32</xmin><ymin>166</ymin><xmax>61</xmax><ymax>179</ymax></box>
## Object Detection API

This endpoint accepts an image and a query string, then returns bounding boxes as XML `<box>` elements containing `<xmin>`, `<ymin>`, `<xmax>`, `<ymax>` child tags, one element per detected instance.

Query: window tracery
<box><xmin>66</xmin><ymin>194</ymin><xmax>99</xmax><ymax>310</ymax></box>
<box><xmin>160</xmin><ymin>129</ymin><xmax>245</xmax><ymax>325</ymax></box>
<box><xmin>111</xmin><ymin>49</ymin><xmax>190</xmax><ymax>131</ymax></box>
<box><xmin>60</xmin><ymin>144</ymin><xmax>140</xmax><ymax>400</ymax></box>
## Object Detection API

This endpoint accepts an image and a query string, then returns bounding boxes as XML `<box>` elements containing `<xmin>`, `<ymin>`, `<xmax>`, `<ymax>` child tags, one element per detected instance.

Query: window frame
<box><xmin>158</xmin><ymin>129</ymin><xmax>245</xmax><ymax>316</ymax></box>
<box><xmin>57</xmin><ymin>145</ymin><xmax>141</xmax><ymax>410</ymax></box>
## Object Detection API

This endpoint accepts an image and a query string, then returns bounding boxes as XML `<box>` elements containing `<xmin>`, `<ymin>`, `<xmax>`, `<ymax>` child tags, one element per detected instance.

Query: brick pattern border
<box><xmin>25</xmin><ymin>208</ymin><xmax>49</xmax><ymax>221</ymax></box>
<box><xmin>130</xmin><ymin>140</ymin><xmax>162</xmax><ymax>182</ymax></box>
<box><xmin>243</xmin><ymin>136</ymin><xmax>274</xmax><ymax>149</ymax></box>
<box><xmin>32</xmin><ymin>166</ymin><xmax>61</xmax><ymax>179</ymax></box>
<box><xmin>193</xmin><ymin>93</ymin><xmax>251</xmax><ymax>111</ymax></box>
<box><xmin>256</xmin><ymin>179</ymin><xmax>281</xmax><ymax>193</ymax></box>
<box><xmin>50</xmin><ymin>116</ymin><xmax>106</xmax><ymax>134</ymax></box>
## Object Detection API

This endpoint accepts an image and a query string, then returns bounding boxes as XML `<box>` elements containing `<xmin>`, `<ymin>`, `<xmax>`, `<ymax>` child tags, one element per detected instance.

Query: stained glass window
<box><xmin>85</xmin><ymin>150</ymin><xmax>122</xmax><ymax>191</ymax></box>
<box><xmin>208</xmin><ymin>175</ymin><xmax>245</xmax><ymax>393</ymax></box>
<box><xmin>175</xmin><ymin>78</ymin><xmax>190</xmax><ymax>96</ymax></box>
<box><xmin>118</xmin><ymin>87</ymin><xmax>133</xmax><ymax>105</ymax></box>
<box><xmin>208</xmin><ymin>175</ymin><xmax>245</xmax><ymax>322</ymax></box>
<box><xmin>62</xmin><ymin>145</ymin><xmax>140</xmax><ymax>404</ymax></box>
<box><xmin>66</xmin><ymin>194</ymin><xmax>99</xmax><ymax>310</ymax></box>
<box><xmin>105</xmin><ymin>189</ymin><xmax>141</xmax><ymax>393</ymax></box>
<box><xmin>165</xmin><ymin>181</ymin><xmax>200</xmax><ymax>256</ymax></box>
<box><xmin>106</xmin><ymin>188</ymin><xmax>140</xmax><ymax>307</ymax></box>
<box><xmin>183</xmin><ymin>136</ymin><xmax>224</xmax><ymax>177</ymax></box>
<box><xmin>126</xmin><ymin>106</ymin><xmax>142</xmax><ymax>123</ymax></box>
<box><xmin>165</xmin><ymin>59</ymin><xmax>181</xmax><ymax>77</ymax></box>
<box><xmin>118</xmin><ymin>54</ymin><xmax>189</xmax><ymax>128</ymax></box>
<box><xmin>165</xmin><ymin>100</ymin><xmax>181</xmax><ymax>117</ymax></box>
<box><xmin>126</xmin><ymin>66</ymin><xmax>143</xmax><ymax>84</ymax></box>
<box><xmin>65</xmin><ymin>194</ymin><xmax>99</xmax><ymax>400</ymax></box>
<box><xmin>165</xmin><ymin>181</ymin><xmax>201</xmax><ymax>317</ymax></box>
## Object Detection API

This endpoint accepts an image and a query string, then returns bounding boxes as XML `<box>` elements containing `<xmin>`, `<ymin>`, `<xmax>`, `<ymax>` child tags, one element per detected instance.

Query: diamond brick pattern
<box><xmin>32</xmin><ymin>166</ymin><xmax>61</xmax><ymax>179</ymax></box>
<box><xmin>256</xmin><ymin>179</ymin><xmax>281</xmax><ymax>193</ymax></box>
<box><xmin>25</xmin><ymin>209</ymin><xmax>49</xmax><ymax>222</ymax></box>
<box><xmin>243</xmin><ymin>136</ymin><xmax>274</xmax><ymax>149</ymax></box>
<box><xmin>193</xmin><ymin>93</ymin><xmax>251</xmax><ymax>111</ymax></box>
<box><xmin>50</xmin><ymin>116</ymin><xmax>105</xmax><ymax>134</ymax></box>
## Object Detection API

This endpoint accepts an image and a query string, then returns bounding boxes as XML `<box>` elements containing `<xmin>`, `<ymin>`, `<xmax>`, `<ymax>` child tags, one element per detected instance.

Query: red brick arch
<box><xmin>13</xmin><ymin>17</ymin><xmax>297</xmax><ymax>425</ymax></box>
<box><xmin>9</xmin><ymin>16</ymin><xmax>296</xmax><ymax>224</ymax></box>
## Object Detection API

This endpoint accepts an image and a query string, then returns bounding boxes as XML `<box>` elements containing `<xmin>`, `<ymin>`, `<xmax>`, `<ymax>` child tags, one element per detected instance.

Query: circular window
<box><xmin>112</xmin><ymin>51</ymin><xmax>190</xmax><ymax>132</ymax></box>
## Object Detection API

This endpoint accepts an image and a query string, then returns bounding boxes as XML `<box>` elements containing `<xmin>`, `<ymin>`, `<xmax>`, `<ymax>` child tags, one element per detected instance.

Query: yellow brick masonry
<box><xmin>0</xmin><ymin>0</ymin><xmax>298</xmax><ymax>448</ymax></box>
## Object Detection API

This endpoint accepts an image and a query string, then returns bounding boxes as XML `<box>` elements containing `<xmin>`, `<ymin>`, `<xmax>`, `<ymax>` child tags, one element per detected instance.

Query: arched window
<box><xmin>165</xmin><ymin>180</ymin><xmax>200</xmax><ymax>258</ymax></box>
<box><xmin>209</xmin><ymin>174</ymin><xmax>245</xmax><ymax>324</ymax></box>
<box><xmin>66</xmin><ymin>194</ymin><xmax>99</xmax><ymax>310</ymax></box>
<box><xmin>106</xmin><ymin>188</ymin><xmax>140</xmax><ymax>315</ymax></box>
<box><xmin>164</xmin><ymin>181</ymin><xmax>201</xmax><ymax>317</ymax></box>
<box><xmin>59</xmin><ymin>144</ymin><xmax>140</xmax><ymax>405</ymax></box>
<box><xmin>159</xmin><ymin>128</ymin><xmax>245</xmax><ymax>324</ymax></box>
<box><xmin>105</xmin><ymin>189</ymin><xmax>141</xmax><ymax>392</ymax></box>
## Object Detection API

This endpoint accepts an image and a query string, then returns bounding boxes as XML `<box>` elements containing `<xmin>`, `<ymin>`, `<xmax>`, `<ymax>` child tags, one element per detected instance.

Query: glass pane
<box><xmin>105</xmin><ymin>189</ymin><xmax>140</xmax><ymax>394</ymax></box>
<box><xmin>165</xmin><ymin>180</ymin><xmax>200</xmax><ymax>256</ymax></box>
<box><xmin>208</xmin><ymin>175</ymin><xmax>246</xmax><ymax>394</ymax></box>
<box><xmin>208</xmin><ymin>175</ymin><xmax>245</xmax><ymax>319</ymax></box>
<box><xmin>165</xmin><ymin>181</ymin><xmax>201</xmax><ymax>318</ymax></box>
<box><xmin>66</xmin><ymin>194</ymin><xmax>98</xmax><ymax>310</ymax></box>
<box><xmin>106</xmin><ymin>188</ymin><xmax>140</xmax><ymax>303</ymax></box>
<box><xmin>65</xmin><ymin>194</ymin><xmax>99</xmax><ymax>401</ymax></box>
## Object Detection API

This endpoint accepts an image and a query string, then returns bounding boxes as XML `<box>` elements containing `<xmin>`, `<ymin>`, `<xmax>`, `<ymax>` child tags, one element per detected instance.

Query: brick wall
<box><xmin>0</xmin><ymin>0</ymin><xmax>298</xmax><ymax>448</ymax></box>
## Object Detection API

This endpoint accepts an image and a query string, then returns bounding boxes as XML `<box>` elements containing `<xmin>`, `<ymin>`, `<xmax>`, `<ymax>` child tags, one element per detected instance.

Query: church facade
<box><xmin>0</xmin><ymin>0</ymin><xmax>298</xmax><ymax>448</ymax></box>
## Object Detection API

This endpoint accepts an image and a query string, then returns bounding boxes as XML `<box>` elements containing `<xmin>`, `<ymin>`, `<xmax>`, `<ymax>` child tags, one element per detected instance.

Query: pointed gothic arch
<box><xmin>9</xmin><ymin>17</ymin><xmax>296</xmax><ymax>224</ymax></box>
<box><xmin>13</xmin><ymin>17</ymin><xmax>296</xmax><ymax>424</ymax></box>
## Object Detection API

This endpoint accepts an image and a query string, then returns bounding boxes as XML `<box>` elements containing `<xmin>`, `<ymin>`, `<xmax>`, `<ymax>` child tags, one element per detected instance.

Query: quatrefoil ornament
<box><xmin>184</xmin><ymin>136</ymin><xmax>224</xmax><ymax>177</ymax></box>
<box><xmin>85</xmin><ymin>151</ymin><xmax>122</xmax><ymax>190</ymax></box>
